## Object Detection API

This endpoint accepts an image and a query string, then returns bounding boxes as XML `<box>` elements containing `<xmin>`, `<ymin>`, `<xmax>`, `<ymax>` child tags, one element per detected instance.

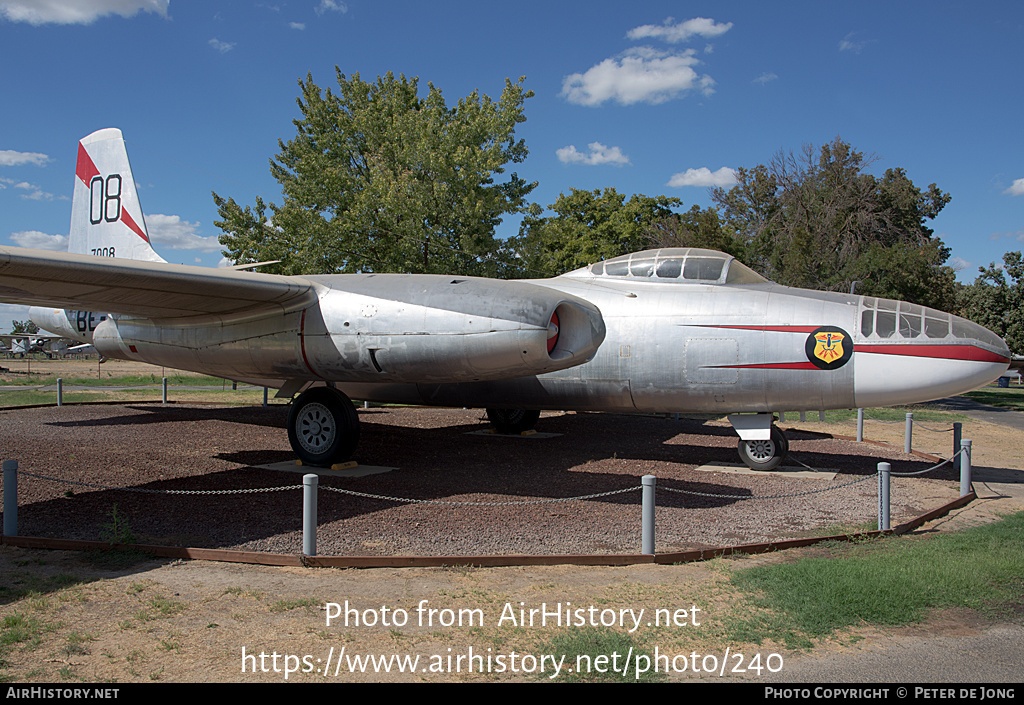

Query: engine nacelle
<box><xmin>89</xmin><ymin>275</ymin><xmax>607</xmax><ymax>386</ymax></box>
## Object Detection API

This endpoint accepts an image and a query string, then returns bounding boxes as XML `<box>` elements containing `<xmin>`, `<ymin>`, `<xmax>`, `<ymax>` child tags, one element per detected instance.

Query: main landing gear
<box><xmin>736</xmin><ymin>425</ymin><xmax>789</xmax><ymax>471</ymax></box>
<box><xmin>728</xmin><ymin>413</ymin><xmax>790</xmax><ymax>471</ymax></box>
<box><xmin>485</xmin><ymin>408</ymin><xmax>541</xmax><ymax>435</ymax></box>
<box><xmin>287</xmin><ymin>387</ymin><xmax>360</xmax><ymax>466</ymax></box>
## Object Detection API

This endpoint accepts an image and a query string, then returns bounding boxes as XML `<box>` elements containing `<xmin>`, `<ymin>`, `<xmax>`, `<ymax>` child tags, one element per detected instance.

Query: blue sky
<box><xmin>1</xmin><ymin>1</ymin><xmax>1022</xmax><ymax>330</ymax></box>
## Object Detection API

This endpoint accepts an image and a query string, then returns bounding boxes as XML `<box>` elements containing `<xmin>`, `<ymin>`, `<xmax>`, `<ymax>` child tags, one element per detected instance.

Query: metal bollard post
<box><xmin>162</xmin><ymin>377</ymin><xmax>168</xmax><ymax>404</ymax></box>
<box><xmin>263</xmin><ymin>387</ymin><xmax>269</xmax><ymax>407</ymax></box>
<box><xmin>960</xmin><ymin>439</ymin><xmax>972</xmax><ymax>498</ymax></box>
<box><xmin>303</xmin><ymin>473</ymin><xmax>318</xmax><ymax>556</ymax></box>
<box><xmin>856</xmin><ymin>409</ymin><xmax>864</xmax><ymax>442</ymax></box>
<box><xmin>952</xmin><ymin>423</ymin><xmax>962</xmax><ymax>461</ymax></box>
<box><xmin>904</xmin><ymin>412</ymin><xmax>913</xmax><ymax>454</ymax></box>
<box><xmin>3</xmin><ymin>460</ymin><xmax>17</xmax><ymax>537</ymax></box>
<box><xmin>878</xmin><ymin>462</ymin><xmax>890</xmax><ymax>531</ymax></box>
<box><xmin>641</xmin><ymin>475</ymin><xmax>656</xmax><ymax>555</ymax></box>
<box><xmin>57</xmin><ymin>378</ymin><xmax>63</xmax><ymax>407</ymax></box>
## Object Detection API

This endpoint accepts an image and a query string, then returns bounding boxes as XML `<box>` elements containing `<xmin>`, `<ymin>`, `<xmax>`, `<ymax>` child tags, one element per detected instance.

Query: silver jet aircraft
<box><xmin>0</xmin><ymin>129</ymin><xmax>1011</xmax><ymax>470</ymax></box>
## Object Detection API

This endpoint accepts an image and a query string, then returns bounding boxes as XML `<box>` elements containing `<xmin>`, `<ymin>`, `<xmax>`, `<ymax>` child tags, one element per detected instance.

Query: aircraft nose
<box><xmin>853</xmin><ymin>302</ymin><xmax>1010</xmax><ymax>408</ymax></box>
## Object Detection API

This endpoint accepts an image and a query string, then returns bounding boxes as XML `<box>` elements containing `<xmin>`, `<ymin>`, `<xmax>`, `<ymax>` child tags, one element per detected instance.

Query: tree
<box><xmin>11</xmin><ymin>320</ymin><xmax>38</xmax><ymax>334</ymax></box>
<box><xmin>645</xmin><ymin>205</ymin><xmax>746</xmax><ymax>260</ymax></box>
<box><xmin>216</xmin><ymin>71</ymin><xmax>536</xmax><ymax>276</ymax></box>
<box><xmin>959</xmin><ymin>251</ymin><xmax>1024</xmax><ymax>354</ymax></box>
<box><xmin>510</xmin><ymin>187</ymin><xmax>683</xmax><ymax>277</ymax></box>
<box><xmin>710</xmin><ymin>137</ymin><xmax>955</xmax><ymax>309</ymax></box>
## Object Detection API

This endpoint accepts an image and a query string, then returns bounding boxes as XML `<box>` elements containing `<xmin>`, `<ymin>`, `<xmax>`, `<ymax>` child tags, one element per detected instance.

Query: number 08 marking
<box><xmin>89</xmin><ymin>174</ymin><xmax>122</xmax><ymax>225</ymax></box>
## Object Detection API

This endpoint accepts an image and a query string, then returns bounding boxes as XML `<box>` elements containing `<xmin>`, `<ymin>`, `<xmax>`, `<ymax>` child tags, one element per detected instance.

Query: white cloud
<box><xmin>11</xmin><ymin>181</ymin><xmax>59</xmax><ymax>201</ymax></box>
<box><xmin>668</xmin><ymin>167</ymin><xmax>737</xmax><ymax>188</ymax></box>
<box><xmin>947</xmin><ymin>256</ymin><xmax>969</xmax><ymax>273</ymax></box>
<box><xmin>627</xmin><ymin>17</ymin><xmax>733</xmax><ymax>44</ymax></box>
<box><xmin>208</xmin><ymin>38</ymin><xmax>235</xmax><ymax>54</ymax></box>
<box><xmin>315</xmin><ymin>0</ymin><xmax>347</xmax><ymax>15</ymax></box>
<box><xmin>10</xmin><ymin>231</ymin><xmax>68</xmax><ymax>250</ymax></box>
<box><xmin>753</xmin><ymin>72</ymin><xmax>778</xmax><ymax>85</ymax></box>
<box><xmin>289</xmin><ymin>21</ymin><xmax>305</xmax><ymax>30</ymax></box>
<box><xmin>1004</xmin><ymin>178</ymin><xmax>1024</xmax><ymax>196</ymax></box>
<box><xmin>146</xmin><ymin>214</ymin><xmax>221</xmax><ymax>252</ymax></box>
<box><xmin>556</xmin><ymin>142</ymin><xmax>630</xmax><ymax>167</ymax></box>
<box><xmin>0</xmin><ymin>0</ymin><xmax>168</xmax><ymax>25</ymax></box>
<box><xmin>838</xmin><ymin>32</ymin><xmax>874</xmax><ymax>54</ymax></box>
<box><xmin>562</xmin><ymin>47</ymin><xmax>714</xmax><ymax>106</ymax></box>
<box><xmin>0</xmin><ymin>150</ymin><xmax>49</xmax><ymax>166</ymax></box>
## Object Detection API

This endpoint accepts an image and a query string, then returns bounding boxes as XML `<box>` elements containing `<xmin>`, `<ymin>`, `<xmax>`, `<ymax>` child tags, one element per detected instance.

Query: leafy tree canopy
<box><xmin>959</xmin><ymin>251</ymin><xmax>1024</xmax><ymax>354</ymax></box>
<box><xmin>710</xmin><ymin>137</ymin><xmax>955</xmax><ymax>309</ymax></box>
<box><xmin>216</xmin><ymin>70</ymin><xmax>536</xmax><ymax>276</ymax></box>
<box><xmin>11</xmin><ymin>320</ymin><xmax>39</xmax><ymax>335</ymax></box>
<box><xmin>510</xmin><ymin>187</ymin><xmax>683</xmax><ymax>277</ymax></box>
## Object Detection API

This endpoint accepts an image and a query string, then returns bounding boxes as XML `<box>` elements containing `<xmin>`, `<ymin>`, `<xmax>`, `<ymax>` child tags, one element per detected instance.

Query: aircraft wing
<box><xmin>0</xmin><ymin>246</ymin><xmax>318</xmax><ymax>319</ymax></box>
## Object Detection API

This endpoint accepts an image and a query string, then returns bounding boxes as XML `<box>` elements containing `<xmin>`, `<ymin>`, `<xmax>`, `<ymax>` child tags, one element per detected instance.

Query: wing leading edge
<box><xmin>0</xmin><ymin>246</ymin><xmax>318</xmax><ymax>320</ymax></box>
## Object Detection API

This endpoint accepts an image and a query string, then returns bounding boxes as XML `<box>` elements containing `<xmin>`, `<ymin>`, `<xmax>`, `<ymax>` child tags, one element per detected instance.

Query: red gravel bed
<box><xmin>0</xmin><ymin>404</ymin><xmax>960</xmax><ymax>556</ymax></box>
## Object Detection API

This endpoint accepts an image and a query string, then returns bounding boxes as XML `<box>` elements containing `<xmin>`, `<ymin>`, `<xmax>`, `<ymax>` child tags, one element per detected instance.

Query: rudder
<box><xmin>70</xmin><ymin>128</ymin><xmax>165</xmax><ymax>263</ymax></box>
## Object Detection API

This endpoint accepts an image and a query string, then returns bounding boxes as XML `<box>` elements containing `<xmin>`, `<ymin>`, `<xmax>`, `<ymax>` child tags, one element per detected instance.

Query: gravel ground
<box><xmin>0</xmin><ymin>403</ymin><xmax>962</xmax><ymax>557</ymax></box>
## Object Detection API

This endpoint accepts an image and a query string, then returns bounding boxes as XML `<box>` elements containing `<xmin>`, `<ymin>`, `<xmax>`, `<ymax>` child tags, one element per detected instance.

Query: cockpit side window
<box><xmin>585</xmin><ymin>248</ymin><xmax>762</xmax><ymax>284</ymax></box>
<box><xmin>655</xmin><ymin>257</ymin><xmax>682</xmax><ymax>279</ymax></box>
<box><xmin>629</xmin><ymin>257</ymin><xmax>656</xmax><ymax>277</ymax></box>
<box><xmin>860</xmin><ymin>298</ymin><xmax>953</xmax><ymax>340</ymax></box>
<box><xmin>724</xmin><ymin>260</ymin><xmax>769</xmax><ymax>284</ymax></box>
<box><xmin>684</xmin><ymin>257</ymin><xmax>725</xmax><ymax>281</ymax></box>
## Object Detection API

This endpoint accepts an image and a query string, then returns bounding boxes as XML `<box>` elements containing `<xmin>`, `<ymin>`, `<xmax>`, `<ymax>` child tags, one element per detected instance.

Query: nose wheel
<box><xmin>736</xmin><ymin>426</ymin><xmax>789</xmax><ymax>471</ymax></box>
<box><xmin>288</xmin><ymin>387</ymin><xmax>360</xmax><ymax>466</ymax></box>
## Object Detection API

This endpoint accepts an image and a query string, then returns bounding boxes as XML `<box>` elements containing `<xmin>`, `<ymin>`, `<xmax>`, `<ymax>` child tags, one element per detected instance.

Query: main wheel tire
<box><xmin>485</xmin><ymin>408</ymin><xmax>541</xmax><ymax>434</ymax></box>
<box><xmin>736</xmin><ymin>426</ymin><xmax>788</xmax><ymax>471</ymax></box>
<box><xmin>287</xmin><ymin>387</ymin><xmax>360</xmax><ymax>466</ymax></box>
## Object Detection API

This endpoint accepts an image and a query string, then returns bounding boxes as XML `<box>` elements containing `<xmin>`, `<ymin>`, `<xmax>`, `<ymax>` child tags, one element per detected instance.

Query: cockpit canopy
<box><xmin>568</xmin><ymin>248</ymin><xmax>769</xmax><ymax>285</ymax></box>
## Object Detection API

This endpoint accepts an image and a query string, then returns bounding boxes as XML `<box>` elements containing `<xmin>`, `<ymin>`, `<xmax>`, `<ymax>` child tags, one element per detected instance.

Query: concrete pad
<box><xmin>695</xmin><ymin>461</ymin><xmax>837</xmax><ymax>480</ymax></box>
<box><xmin>256</xmin><ymin>461</ymin><xmax>397</xmax><ymax>478</ymax></box>
<box><xmin>462</xmin><ymin>426</ymin><xmax>561</xmax><ymax>438</ymax></box>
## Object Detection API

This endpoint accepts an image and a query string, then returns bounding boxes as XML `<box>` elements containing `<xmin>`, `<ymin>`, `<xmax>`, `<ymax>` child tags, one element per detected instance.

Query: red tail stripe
<box><xmin>75</xmin><ymin>142</ymin><xmax>100</xmax><ymax>186</ymax></box>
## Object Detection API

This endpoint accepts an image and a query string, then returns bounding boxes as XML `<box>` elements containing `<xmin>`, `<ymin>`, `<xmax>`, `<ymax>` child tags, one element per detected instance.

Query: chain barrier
<box><xmin>911</xmin><ymin>421</ymin><xmax>956</xmax><ymax>433</ymax></box>
<box><xmin>16</xmin><ymin>470</ymin><xmax>300</xmax><ymax>496</ymax></box>
<box><xmin>13</xmin><ymin>447</ymin><xmax>959</xmax><ymax>507</ymax></box>
<box><xmin>660</xmin><ymin>471</ymin><xmax>876</xmax><ymax>501</ymax></box>
<box><xmin>889</xmin><ymin>448</ymin><xmax>963</xmax><ymax>477</ymax></box>
<box><xmin>319</xmin><ymin>484</ymin><xmax>639</xmax><ymax>506</ymax></box>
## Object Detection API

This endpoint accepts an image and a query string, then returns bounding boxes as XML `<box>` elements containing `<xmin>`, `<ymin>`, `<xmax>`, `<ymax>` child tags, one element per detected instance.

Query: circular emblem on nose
<box><xmin>805</xmin><ymin>326</ymin><xmax>853</xmax><ymax>370</ymax></box>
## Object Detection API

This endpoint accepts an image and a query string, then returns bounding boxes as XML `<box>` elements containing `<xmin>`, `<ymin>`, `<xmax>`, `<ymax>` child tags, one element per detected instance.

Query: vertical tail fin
<box><xmin>70</xmin><ymin>128</ymin><xmax>166</xmax><ymax>263</ymax></box>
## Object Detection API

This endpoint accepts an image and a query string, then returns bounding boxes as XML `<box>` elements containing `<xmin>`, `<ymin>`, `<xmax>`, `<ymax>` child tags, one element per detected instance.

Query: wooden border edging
<box><xmin>1</xmin><ymin>490</ymin><xmax>977</xmax><ymax>569</ymax></box>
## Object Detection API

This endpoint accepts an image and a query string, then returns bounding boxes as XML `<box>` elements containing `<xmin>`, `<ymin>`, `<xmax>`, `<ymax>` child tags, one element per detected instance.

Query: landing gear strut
<box><xmin>287</xmin><ymin>387</ymin><xmax>360</xmax><ymax>466</ymax></box>
<box><xmin>485</xmin><ymin>408</ymin><xmax>541</xmax><ymax>434</ymax></box>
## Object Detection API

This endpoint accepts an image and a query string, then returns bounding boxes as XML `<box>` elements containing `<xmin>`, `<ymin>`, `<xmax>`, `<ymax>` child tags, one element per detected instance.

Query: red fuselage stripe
<box><xmin>857</xmin><ymin>344</ymin><xmax>1009</xmax><ymax>364</ymax></box>
<box><xmin>694</xmin><ymin>324</ymin><xmax>821</xmax><ymax>333</ymax></box>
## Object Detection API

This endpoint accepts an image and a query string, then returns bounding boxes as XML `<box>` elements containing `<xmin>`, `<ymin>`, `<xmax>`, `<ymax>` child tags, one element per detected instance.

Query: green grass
<box><xmin>0</xmin><ymin>386</ymin><xmax>289</xmax><ymax>408</ymax></box>
<box><xmin>0</xmin><ymin>373</ymin><xmax>226</xmax><ymax>387</ymax></box>
<box><xmin>727</xmin><ymin>511</ymin><xmax>1024</xmax><ymax>649</ymax></box>
<box><xmin>962</xmin><ymin>386</ymin><xmax>1024</xmax><ymax>412</ymax></box>
<box><xmin>811</xmin><ymin>406</ymin><xmax>969</xmax><ymax>424</ymax></box>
